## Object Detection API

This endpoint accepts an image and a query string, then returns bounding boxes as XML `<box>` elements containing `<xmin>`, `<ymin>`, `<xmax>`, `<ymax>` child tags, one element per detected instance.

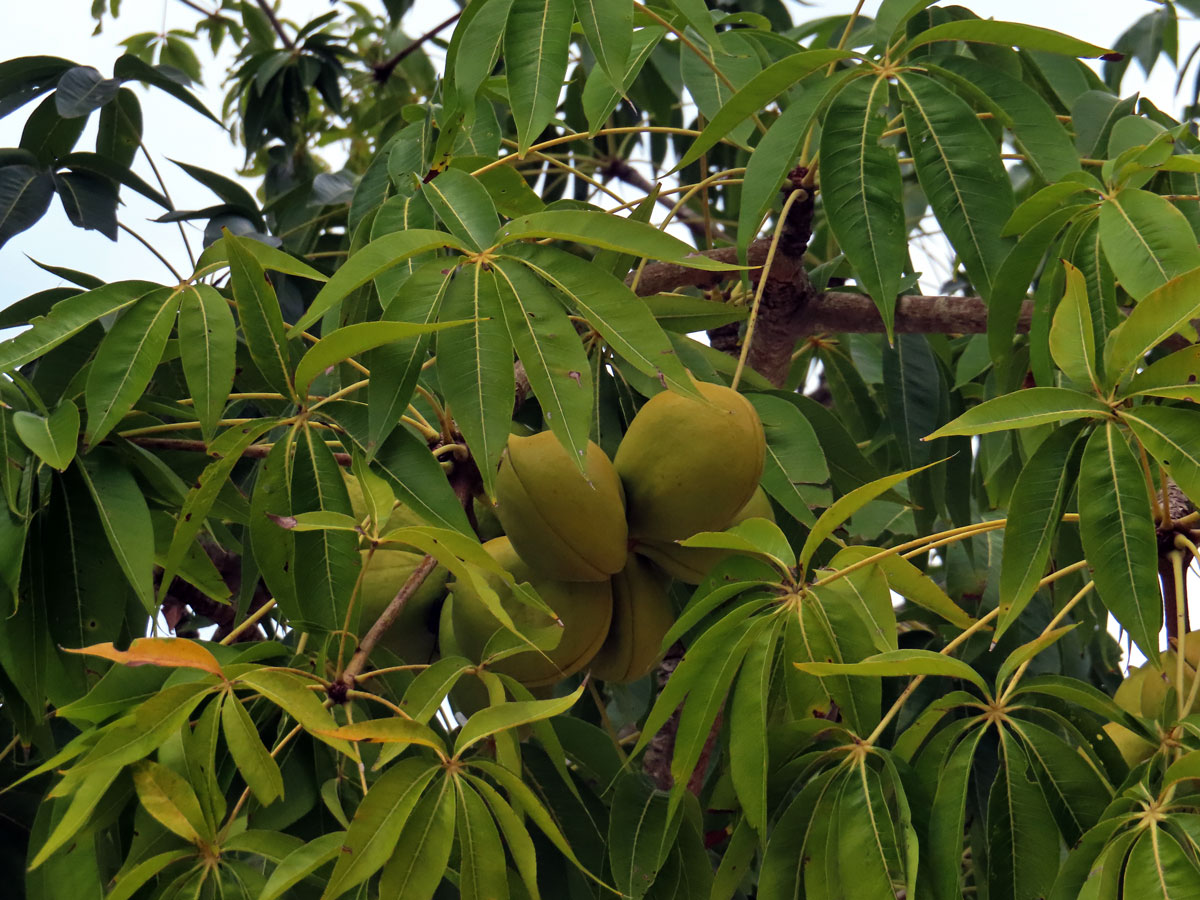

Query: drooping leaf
<box><xmin>221</xmin><ymin>694</ymin><xmax>284</xmax><ymax>806</ymax></box>
<box><xmin>1123</xmin><ymin>404</ymin><xmax>1200</xmax><ymax>506</ymax></box>
<box><xmin>320</xmin><ymin>758</ymin><xmax>439</xmax><ymax>900</ymax></box>
<box><xmin>899</xmin><ymin>72</ymin><xmax>1016</xmax><ymax>299</ymax></box>
<box><xmin>83</xmin><ymin>286</ymin><xmax>179</xmax><ymax>447</ymax></box>
<box><xmin>177</xmin><ymin>284</ymin><xmax>236</xmax><ymax>441</ymax></box>
<box><xmin>504</xmin><ymin>0</ymin><xmax>573</xmax><ymax>154</ymax></box>
<box><xmin>456</xmin><ymin>778</ymin><xmax>511</xmax><ymax>900</ymax></box>
<box><xmin>77</xmin><ymin>450</ymin><xmax>156</xmax><ymax>612</ymax></box>
<box><xmin>227</xmin><ymin>232</ymin><xmax>296</xmax><ymax>401</ymax></box>
<box><xmin>904</xmin><ymin>19</ymin><xmax>1114</xmax><ymax>57</ymax></box>
<box><xmin>379</xmin><ymin>774</ymin><xmax>457</xmax><ymax>898</ymax></box>
<box><xmin>1104</xmin><ymin>265</ymin><xmax>1200</xmax><ymax>387</ymax></box>
<box><xmin>608</xmin><ymin>773</ymin><xmax>682</xmax><ymax>900</ymax></box>
<box><xmin>421</xmin><ymin>165</ymin><xmax>500</xmax><ymax>251</ymax></box>
<box><xmin>573</xmin><ymin>0</ymin><xmax>632</xmax><ymax>86</ymax></box>
<box><xmin>436</xmin><ymin>263</ymin><xmax>514</xmax><ymax>498</ymax></box>
<box><xmin>1078</xmin><ymin>422</ymin><xmax>1162</xmax><ymax>663</ymax></box>
<box><xmin>996</xmin><ymin>424</ymin><xmax>1086</xmax><ymax>641</ymax></box>
<box><xmin>130</xmin><ymin>759</ymin><xmax>212</xmax><ymax>845</ymax></box>
<box><xmin>493</xmin><ymin>259</ymin><xmax>593</xmax><ymax>469</ymax></box>
<box><xmin>1050</xmin><ymin>262</ymin><xmax>1100</xmax><ymax>389</ymax></box>
<box><xmin>454</xmin><ymin>683</ymin><xmax>585</xmax><ymax>756</ymax></box>
<box><xmin>819</xmin><ymin>75</ymin><xmax>907</xmax><ymax>336</ymax></box>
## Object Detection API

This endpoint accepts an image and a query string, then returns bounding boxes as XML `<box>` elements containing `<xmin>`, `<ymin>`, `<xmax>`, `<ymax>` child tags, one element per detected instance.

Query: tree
<box><xmin>5</xmin><ymin>0</ymin><xmax>1200</xmax><ymax>895</ymax></box>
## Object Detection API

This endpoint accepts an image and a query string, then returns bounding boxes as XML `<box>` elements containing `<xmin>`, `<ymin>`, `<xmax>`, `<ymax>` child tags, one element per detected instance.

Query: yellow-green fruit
<box><xmin>615</xmin><ymin>381</ymin><xmax>765</xmax><ymax>541</ymax></box>
<box><xmin>451</xmin><ymin>537</ymin><xmax>613</xmax><ymax>687</ymax></box>
<box><xmin>590</xmin><ymin>554</ymin><xmax>675</xmax><ymax>683</ymax></box>
<box><xmin>1103</xmin><ymin>722</ymin><xmax>1156</xmax><ymax>767</ymax></box>
<box><xmin>357</xmin><ymin>550</ymin><xmax>449</xmax><ymax>664</ymax></box>
<box><xmin>493</xmin><ymin>431</ymin><xmax>627</xmax><ymax>582</ymax></box>
<box><xmin>1114</xmin><ymin>665</ymin><xmax>1153</xmax><ymax>715</ymax></box>
<box><xmin>634</xmin><ymin>486</ymin><xmax>775</xmax><ymax>585</ymax></box>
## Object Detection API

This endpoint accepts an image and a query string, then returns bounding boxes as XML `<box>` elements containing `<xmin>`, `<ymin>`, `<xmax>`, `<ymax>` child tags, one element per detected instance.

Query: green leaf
<box><xmin>1078</xmin><ymin>422</ymin><xmax>1162</xmax><ymax>663</ymax></box>
<box><xmin>221</xmin><ymin>694</ymin><xmax>284</xmax><ymax>806</ymax></box>
<box><xmin>366</xmin><ymin>261</ymin><xmax>452</xmax><ymax>455</ymax></box>
<box><xmin>933</xmin><ymin>56</ymin><xmax>1081</xmax><ymax>183</ymax></box>
<box><xmin>796</xmin><ymin>649</ymin><xmax>990</xmax><ymax>694</ymax></box>
<box><xmin>0</xmin><ymin>165</ymin><xmax>54</xmax><ymax>248</ymax></box>
<box><xmin>882</xmin><ymin>334</ymin><xmax>942</xmax><ymax>468</ymax></box>
<box><xmin>505</xmin><ymin>0</ymin><xmax>572</xmax><ymax>154</ymax></box>
<box><xmin>1104</xmin><ymin>265</ymin><xmax>1200</xmax><ymax>386</ymax></box>
<box><xmin>496</xmin><ymin>211</ymin><xmax>740</xmax><ymax>269</ymax></box>
<box><xmin>113</xmin><ymin>53</ymin><xmax>220</xmax><ymax>123</ymax></box>
<box><xmin>757</xmin><ymin>770</ymin><xmax>841</xmax><ymax>899</ymax></box>
<box><xmin>55</xmin><ymin>65</ymin><xmax>120</xmax><ymax>117</ymax></box>
<box><xmin>0</xmin><ymin>279</ymin><xmax>159</xmax><ymax>373</ymax></box>
<box><xmin>997</xmin><ymin>424</ymin><xmax>1086</xmax><ymax>641</ymax></box>
<box><xmin>456</xmin><ymin>779</ymin><xmax>511</xmax><ymax>900</ymax></box>
<box><xmin>320</xmin><ymin>758</ymin><xmax>439</xmax><ymax>900</ymax></box>
<box><xmin>899</xmin><ymin>72</ymin><xmax>1015</xmax><ymax>299</ymax></box>
<box><xmin>421</xmin><ymin>167</ymin><xmax>500</xmax><ymax>251</ymax></box>
<box><xmin>233</xmin><ymin>668</ymin><xmax>350</xmax><ymax>754</ymax></box>
<box><xmin>259</xmin><ymin>832</ymin><xmax>344</xmax><ymax>900</ymax></box>
<box><xmin>836</xmin><ymin>546</ymin><xmax>973</xmax><ymax>628</ymax></box>
<box><xmin>290</xmin><ymin>424</ymin><xmax>359</xmax><ymax>634</ymax></box>
<box><xmin>83</xmin><ymin>286</ymin><xmax>179</xmax><ymax>447</ymax></box>
<box><xmin>317</xmin><ymin>717</ymin><xmax>448</xmax><ymax>758</ymax></box>
<box><xmin>800</xmin><ymin>460</ymin><xmax>939</xmax><ymax>571</ymax></box>
<box><xmin>904</xmin><ymin>19</ymin><xmax>1115</xmax><ymax>57</ymax></box>
<box><xmin>362</xmin><ymin>425</ymin><xmax>474</xmax><ymax>535</ymax></box>
<box><xmin>131</xmin><ymin>759</ymin><xmax>212</xmax><ymax>844</ymax></box>
<box><xmin>608</xmin><ymin>773</ymin><xmax>682</xmax><ymax>900</ymax></box>
<box><xmin>177</xmin><ymin>284</ymin><xmax>235</xmax><ymax>441</ymax></box>
<box><xmin>379</xmin><ymin>774</ymin><xmax>456</xmax><ymax>898</ymax></box>
<box><xmin>988</xmin><ymin>729</ymin><xmax>1061</xmax><ymax>900</ymax></box>
<box><xmin>1050</xmin><ymin>262</ymin><xmax>1100</xmax><ymax>389</ymax></box>
<box><xmin>573</xmin><ymin>0</ymin><xmax>632</xmax><ymax>86</ymax></box>
<box><xmin>1123</xmin><ymin>405</ymin><xmax>1200</xmax><ymax>506</ymax></box>
<box><xmin>294</xmin><ymin>318</ymin><xmax>472</xmax><ymax>399</ymax></box>
<box><xmin>996</xmin><ymin>625</ymin><xmax>1079</xmax><ymax>690</ymax></box>
<box><xmin>749</xmin><ymin>393</ymin><xmax>827</xmax><ymax>528</ymax></box>
<box><xmin>814</xmin><ymin>560</ymin><xmax>898</xmax><ymax>653</ymax></box>
<box><xmin>436</xmin><ymin>264</ymin><xmax>514</xmax><ymax>498</ymax></box>
<box><xmin>1098</xmin><ymin>189</ymin><xmax>1200</xmax><ymax>301</ymax></box>
<box><xmin>78</xmin><ymin>449</ymin><xmax>155</xmax><ymax>612</ymax></box>
<box><xmin>227</xmin><ymin>232</ymin><xmax>296</xmax><ymax>400</ymax></box>
<box><xmin>288</xmin><ymin>229</ymin><xmax>468</xmax><ymax>336</ymax></box>
<box><xmin>493</xmin><ymin>260</ymin><xmax>593</xmax><ymax>471</ymax></box>
<box><xmin>171</xmin><ymin>160</ymin><xmax>263</xmax><ymax>226</ymax></box>
<box><xmin>927</xmin><ymin>729</ymin><xmax>985</xmax><ymax>900</ymax></box>
<box><xmin>194</xmin><ymin>235</ymin><xmax>329</xmax><ymax>283</ymax></box>
<box><xmin>13</xmin><ymin>401</ymin><xmax>79</xmax><ymax>470</ymax></box>
<box><xmin>508</xmin><ymin>246</ymin><xmax>699</xmax><ymax>398</ymax></box>
<box><xmin>157</xmin><ymin>418</ymin><xmax>278</xmax><ymax>605</ymax></box>
<box><xmin>729</xmin><ymin>617</ymin><xmax>783</xmax><ymax>836</ymax></box>
<box><xmin>27</xmin><ymin>766</ymin><xmax>121</xmax><ymax>870</ymax></box>
<box><xmin>925</xmin><ymin>387</ymin><xmax>1111</xmax><ymax>438</ymax></box>
<box><xmin>1124</xmin><ymin>346</ymin><xmax>1200</xmax><ymax>401</ymax></box>
<box><xmin>675</xmin><ymin>49</ymin><xmax>856</xmax><ymax>172</ymax></box>
<box><xmin>1123</xmin><ymin>827</ymin><xmax>1200</xmax><ymax>897</ymax></box>
<box><xmin>454</xmin><ymin>682</ymin><xmax>585</xmax><ymax>756</ymax></box>
<box><xmin>581</xmin><ymin>25</ymin><xmax>664</xmax><ymax>132</ymax></box>
<box><xmin>468</xmin><ymin>775</ymin><xmax>542</xmax><ymax>899</ymax></box>
<box><xmin>819</xmin><ymin>75</ymin><xmax>907</xmax><ymax>336</ymax></box>
<box><xmin>104</xmin><ymin>850</ymin><xmax>195</xmax><ymax>900</ymax></box>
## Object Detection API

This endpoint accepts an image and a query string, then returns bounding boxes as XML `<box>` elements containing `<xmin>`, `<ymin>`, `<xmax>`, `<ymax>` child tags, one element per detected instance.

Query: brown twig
<box><xmin>372</xmin><ymin>11</ymin><xmax>462</xmax><ymax>83</ymax></box>
<box><xmin>255</xmin><ymin>0</ymin><xmax>295</xmax><ymax>50</ymax></box>
<box><xmin>601</xmin><ymin>158</ymin><xmax>730</xmax><ymax>246</ymax></box>
<box><xmin>338</xmin><ymin>554</ymin><xmax>438</xmax><ymax>689</ymax></box>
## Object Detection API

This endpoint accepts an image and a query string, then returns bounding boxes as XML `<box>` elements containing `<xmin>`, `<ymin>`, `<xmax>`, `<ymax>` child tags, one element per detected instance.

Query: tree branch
<box><xmin>372</xmin><ymin>11</ymin><xmax>462</xmax><ymax>83</ymax></box>
<box><xmin>601</xmin><ymin>158</ymin><xmax>730</xmax><ymax>247</ymax></box>
<box><xmin>255</xmin><ymin>0</ymin><xmax>295</xmax><ymax>50</ymax></box>
<box><xmin>339</xmin><ymin>554</ymin><xmax>438</xmax><ymax>689</ymax></box>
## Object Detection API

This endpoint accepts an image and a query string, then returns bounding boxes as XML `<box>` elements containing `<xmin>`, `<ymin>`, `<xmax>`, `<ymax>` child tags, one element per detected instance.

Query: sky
<box><xmin>0</xmin><ymin>1</ymin><xmax>1196</xmax><ymax>301</ymax></box>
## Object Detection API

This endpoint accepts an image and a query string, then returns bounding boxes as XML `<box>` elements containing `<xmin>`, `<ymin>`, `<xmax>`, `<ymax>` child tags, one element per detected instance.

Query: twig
<box><xmin>119</xmin><ymin>222</ymin><xmax>183</xmax><ymax>281</ymax></box>
<box><xmin>255</xmin><ymin>0</ymin><xmax>294</xmax><ymax>50</ymax></box>
<box><xmin>372</xmin><ymin>11</ymin><xmax>461</xmax><ymax>83</ymax></box>
<box><xmin>338</xmin><ymin>554</ymin><xmax>438</xmax><ymax>688</ymax></box>
<box><xmin>140</xmin><ymin>143</ymin><xmax>196</xmax><ymax>268</ymax></box>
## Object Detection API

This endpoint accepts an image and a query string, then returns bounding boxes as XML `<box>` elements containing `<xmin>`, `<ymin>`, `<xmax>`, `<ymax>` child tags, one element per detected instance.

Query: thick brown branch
<box><xmin>339</xmin><ymin>554</ymin><xmax>438</xmax><ymax>688</ymax></box>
